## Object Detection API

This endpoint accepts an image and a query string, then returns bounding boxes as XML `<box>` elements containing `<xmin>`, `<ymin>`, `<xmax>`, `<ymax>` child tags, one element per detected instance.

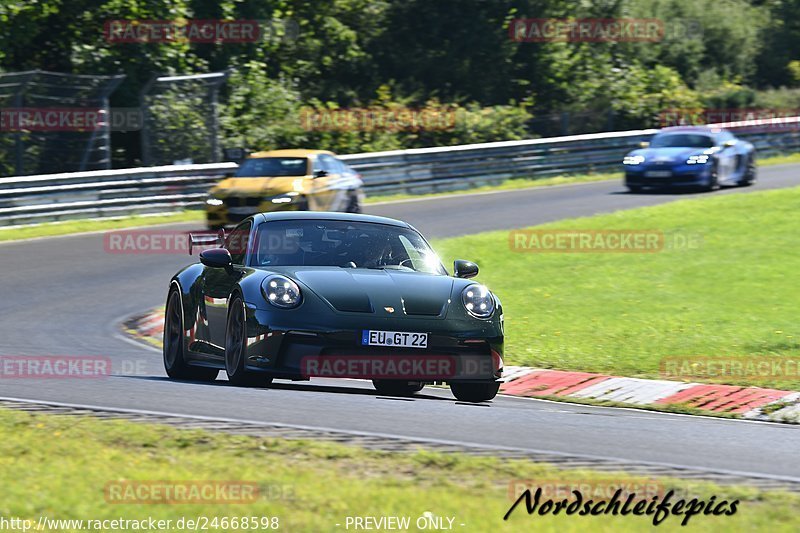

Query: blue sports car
<box><xmin>623</xmin><ymin>126</ymin><xmax>756</xmax><ymax>192</ymax></box>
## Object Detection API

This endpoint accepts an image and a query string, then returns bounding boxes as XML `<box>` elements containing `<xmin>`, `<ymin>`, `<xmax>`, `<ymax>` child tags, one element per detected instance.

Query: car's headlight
<box><xmin>271</xmin><ymin>191</ymin><xmax>300</xmax><ymax>204</ymax></box>
<box><xmin>686</xmin><ymin>155</ymin><xmax>710</xmax><ymax>165</ymax></box>
<box><xmin>262</xmin><ymin>275</ymin><xmax>302</xmax><ymax>308</ymax></box>
<box><xmin>206</xmin><ymin>197</ymin><xmax>224</xmax><ymax>206</ymax></box>
<box><xmin>462</xmin><ymin>284</ymin><xmax>495</xmax><ymax>318</ymax></box>
<box><xmin>623</xmin><ymin>155</ymin><xmax>645</xmax><ymax>165</ymax></box>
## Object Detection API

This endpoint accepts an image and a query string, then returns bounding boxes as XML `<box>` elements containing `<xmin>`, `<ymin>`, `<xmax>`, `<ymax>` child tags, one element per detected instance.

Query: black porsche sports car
<box><xmin>163</xmin><ymin>212</ymin><xmax>504</xmax><ymax>402</ymax></box>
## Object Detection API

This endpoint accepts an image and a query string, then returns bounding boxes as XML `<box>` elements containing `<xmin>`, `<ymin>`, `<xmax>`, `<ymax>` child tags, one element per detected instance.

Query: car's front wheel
<box><xmin>225</xmin><ymin>295</ymin><xmax>271</xmax><ymax>387</ymax></box>
<box><xmin>703</xmin><ymin>163</ymin><xmax>719</xmax><ymax>192</ymax></box>
<box><xmin>163</xmin><ymin>289</ymin><xmax>219</xmax><ymax>382</ymax></box>
<box><xmin>345</xmin><ymin>190</ymin><xmax>363</xmax><ymax>213</ymax></box>
<box><xmin>372</xmin><ymin>380</ymin><xmax>424</xmax><ymax>396</ymax></box>
<box><xmin>450</xmin><ymin>382</ymin><xmax>500</xmax><ymax>403</ymax></box>
<box><xmin>739</xmin><ymin>156</ymin><xmax>757</xmax><ymax>186</ymax></box>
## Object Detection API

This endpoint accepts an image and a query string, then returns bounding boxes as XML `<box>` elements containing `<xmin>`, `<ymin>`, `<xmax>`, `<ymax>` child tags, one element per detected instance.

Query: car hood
<box><xmin>630</xmin><ymin>147</ymin><xmax>713</xmax><ymax>162</ymax></box>
<box><xmin>283</xmin><ymin>267</ymin><xmax>455</xmax><ymax>317</ymax></box>
<box><xmin>211</xmin><ymin>176</ymin><xmax>306</xmax><ymax>197</ymax></box>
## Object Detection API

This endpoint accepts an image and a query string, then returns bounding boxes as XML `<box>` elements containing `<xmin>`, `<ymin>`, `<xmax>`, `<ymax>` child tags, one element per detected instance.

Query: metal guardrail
<box><xmin>1</xmin><ymin>119</ymin><xmax>799</xmax><ymax>226</ymax></box>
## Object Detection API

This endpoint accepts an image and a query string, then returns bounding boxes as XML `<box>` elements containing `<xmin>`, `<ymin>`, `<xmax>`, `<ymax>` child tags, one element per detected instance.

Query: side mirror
<box><xmin>313</xmin><ymin>169</ymin><xmax>328</xmax><ymax>178</ymax></box>
<box><xmin>189</xmin><ymin>229</ymin><xmax>225</xmax><ymax>255</ymax></box>
<box><xmin>639</xmin><ymin>141</ymin><xmax>650</xmax><ymax>148</ymax></box>
<box><xmin>199</xmin><ymin>248</ymin><xmax>233</xmax><ymax>269</ymax></box>
<box><xmin>454</xmin><ymin>259</ymin><xmax>479</xmax><ymax>279</ymax></box>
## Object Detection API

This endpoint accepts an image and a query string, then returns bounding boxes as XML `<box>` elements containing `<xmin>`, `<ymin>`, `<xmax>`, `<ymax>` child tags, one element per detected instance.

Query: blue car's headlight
<box><xmin>462</xmin><ymin>284</ymin><xmax>495</xmax><ymax>319</ymax></box>
<box><xmin>262</xmin><ymin>275</ymin><xmax>302</xmax><ymax>308</ymax></box>
<box><xmin>686</xmin><ymin>155</ymin><xmax>710</xmax><ymax>165</ymax></box>
<box><xmin>623</xmin><ymin>155</ymin><xmax>645</xmax><ymax>165</ymax></box>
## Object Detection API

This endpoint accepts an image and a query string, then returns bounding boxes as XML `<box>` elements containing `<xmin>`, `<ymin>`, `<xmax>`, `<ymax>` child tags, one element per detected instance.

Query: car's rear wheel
<box><xmin>163</xmin><ymin>289</ymin><xmax>219</xmax><ymax>381</ymax></box>
<box><xmin>225</xmin><ymin>295</ymin><xmax>271</xmax><ymax>387</ymax></box>
<box><xmin>372</xmin><ymin>380</ymin><xmax>424</xmax><ymax>396</ymax></box>
<box><xmin>450</xmin><ymin>382</ymin><xmax>500</xmax><ymax>403</ymax></box>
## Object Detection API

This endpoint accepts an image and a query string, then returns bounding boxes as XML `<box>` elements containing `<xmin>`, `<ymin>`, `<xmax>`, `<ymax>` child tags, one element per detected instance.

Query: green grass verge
<box><xmin>0</xmin><ymin>211</ymin><xmax>204</xmax><ymax>243</ymax></box>
<box><xmin>434</xmin><ymin>185</ymin><xmax>800</xmax><ymax>391</ymax></box>
<box><xmin>1</xmin><ymin>408</ymin><xmax>797</xmax><ymax>532</ymax></box>
<box><xmin>367</xmin><ymin>152</ymin><xmax>800</xmax><ymax>204</ymax></box>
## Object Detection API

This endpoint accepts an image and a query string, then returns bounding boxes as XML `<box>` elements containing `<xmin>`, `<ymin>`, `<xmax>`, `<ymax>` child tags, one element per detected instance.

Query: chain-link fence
<box><xmin>0</xmin><ymin>70</ymin><xmax>125</xmax><ymax>176</ymax></box>
<box><xmin>140</xmin><ymin>71</ymin><xmax>230</xmax><ymax>166</ymax></box>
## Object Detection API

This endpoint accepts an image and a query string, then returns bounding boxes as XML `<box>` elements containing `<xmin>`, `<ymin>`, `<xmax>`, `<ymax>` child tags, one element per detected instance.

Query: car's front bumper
<box><xmin>625</xmin><ymin>163</ymin><xmax>713</xmax><ymax>188</ymax></box>
<box><xmin>242</xmin><ymin>307</ymin><xmax>504</xmax><ymax>383</ymax></box>
<box><xmin>206</xmin><ymin>198</ymin><xmax>302</xmax><ymax>228</ymax></box>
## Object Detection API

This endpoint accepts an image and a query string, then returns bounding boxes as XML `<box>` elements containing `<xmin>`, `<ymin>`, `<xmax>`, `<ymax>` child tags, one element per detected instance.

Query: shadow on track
<box><xmin>116</xmin><ymin>375</ymin><xmax>453</xmax><ymax>402</ymax></box>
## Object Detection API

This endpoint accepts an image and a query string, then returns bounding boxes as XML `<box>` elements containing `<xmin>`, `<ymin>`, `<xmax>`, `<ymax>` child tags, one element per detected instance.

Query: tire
<box><xmin>372</xmin><ymin>380</ymin><xmax>424</xmax><ymax>396</ymax></box>
<box><xmin>345</xmin><ymin>190</ymin><xmax>363</xmax><ymax>213</ymax></box>
<box><xmin>703</xmin><ymin>163</ymin><xmax>719</xmax><ymax>192</ymax></box>
<box><xmin>739</xmin><ymin>157</ymin><xmax>757</xmax><ymax>186</ymax></box>
<box><xmin>163</xmin><ymin>289</ymin><xmax>219</xmax><ymax>381</ymax></box>
<box><xmin>450</xmin><ymin>382</ymin><xmax>500</xmax><ymax>403</ymax></box>
<box><xmin>225</xmin><ymin>295</ymin><xmax>270</xmax><ymax>387</ymax></box>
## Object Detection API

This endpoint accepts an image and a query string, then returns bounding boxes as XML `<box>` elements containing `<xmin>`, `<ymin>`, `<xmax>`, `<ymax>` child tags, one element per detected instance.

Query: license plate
<box><xmin>362</xmin><ymin>330</ymin><xmax>428</xmax><ymax>349</ymax></box>
<box><xmin>645</xmin><ymin>170</ymin><xmax>672</xmax><ymax>178</ymax></box>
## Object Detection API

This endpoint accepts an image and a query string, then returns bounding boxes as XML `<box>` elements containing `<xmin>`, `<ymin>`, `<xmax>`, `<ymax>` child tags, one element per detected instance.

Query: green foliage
<box><xmin>220</xmin><ymin>78</ymin><xmax>533</xmax><ymax>153</ymax></box>
<box><xmin>0</xmin><ymin>0</ymin><xmax>797</xmax><ymax>163</ymax></box>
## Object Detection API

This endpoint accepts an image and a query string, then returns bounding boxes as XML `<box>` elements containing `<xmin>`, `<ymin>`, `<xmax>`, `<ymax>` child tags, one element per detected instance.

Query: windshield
<box><xmin>650</xmin><ymin>134</ymin><xmax>715</xmax><ymax>148</ymax></box>
<box><xmin>235</xmin><ymin>157</ymin><xmax>308</xmax><ymax>177</ymax></box>
<box><xmin>251</xmin><ymin>220</ymin><xmax>446</xmax><ymax>275</ymax></box>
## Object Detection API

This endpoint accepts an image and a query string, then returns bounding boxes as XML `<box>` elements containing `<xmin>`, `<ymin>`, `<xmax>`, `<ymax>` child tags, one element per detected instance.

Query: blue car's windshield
<box><xmin>235</xmin><ymin>157</ymin><xmax>308</xmax><ymax>177</ymax></box>
<box><xmin>251</xmin><ymin>219</ymin><xmax>446</xmax><ymax>275</ymax></box>
<box><xmin>650</xmin><ymin>134</ymin><xmax>715</xmax><ymax>148</ymax></box>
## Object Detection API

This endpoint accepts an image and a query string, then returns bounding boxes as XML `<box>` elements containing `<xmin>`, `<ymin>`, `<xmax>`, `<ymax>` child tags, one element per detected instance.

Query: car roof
<box><xmin>658</xmin><ymin>126</ymin><xmax>722</xmax><ymax>135</ymax></box>
<box><xmin>253</xmin><ymin>211</ymin><xmax>412</xmax><ymax>229</ymax></box>
<box><xmin>247</xmin><ymin>149</ymin><xmax>335</xmax><ymax>158</ymax></box>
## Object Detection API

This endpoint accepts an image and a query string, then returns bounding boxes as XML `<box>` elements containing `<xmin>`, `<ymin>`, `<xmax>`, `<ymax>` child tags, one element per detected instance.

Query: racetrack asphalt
<box><xmin>1</xmin><ymin>165</ymin><xmax>799</xmax><ymax>483</ymax></box>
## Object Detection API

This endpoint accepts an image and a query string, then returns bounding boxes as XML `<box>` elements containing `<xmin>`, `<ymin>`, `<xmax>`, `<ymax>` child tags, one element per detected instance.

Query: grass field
<box><xmin>434</xmin><ymin>186</ymin><xmax>800</xmax><ymax>390</ymax></box>
<box><xmin>0</xmin><ymin>408</ymin><xmax>797</xmax><ymax>532</ymax></box>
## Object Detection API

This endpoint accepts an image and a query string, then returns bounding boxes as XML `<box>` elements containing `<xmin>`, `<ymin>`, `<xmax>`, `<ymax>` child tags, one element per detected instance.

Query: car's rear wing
<box><xmin>189</xmin><ymin>229</ymin><xmax>225</xmax><ymax>255</ymax></box>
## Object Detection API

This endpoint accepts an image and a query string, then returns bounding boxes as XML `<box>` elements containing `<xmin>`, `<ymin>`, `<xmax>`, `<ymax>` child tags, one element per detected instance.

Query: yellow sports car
<box><xmin>205</xmin><ymin>149</ymin><xmax>365</xmax><ymax>229</ymax></box>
